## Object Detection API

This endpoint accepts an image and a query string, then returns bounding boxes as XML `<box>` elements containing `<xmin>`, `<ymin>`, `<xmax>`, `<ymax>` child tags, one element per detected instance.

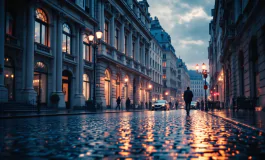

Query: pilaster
<box><xmin>0</xmin><ymin>0</ymin><xmax>8</xmax><ymax>102</ymax></box>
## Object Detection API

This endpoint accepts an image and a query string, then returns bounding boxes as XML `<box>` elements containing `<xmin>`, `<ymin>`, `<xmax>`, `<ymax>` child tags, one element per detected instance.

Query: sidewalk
<box><xmin>207</xmin><ymin>108</ymin><xmax>265</xmax><ymax>131</ymax></box>
<box><xmin>0</xmin><ymin>109</ymin><xmax>147</xmax><ymax>119</ymax></box>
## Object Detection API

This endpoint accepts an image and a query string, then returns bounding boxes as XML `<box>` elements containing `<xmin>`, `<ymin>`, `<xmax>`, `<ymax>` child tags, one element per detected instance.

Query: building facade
<box><xmin>149</xmin><ymin>37</ymin><xmax>163</xmax><ymax>102</ymax></box>
<box><xmin>0</xmin><ymin>0</ymin><xmax>152</xmax><ymax>109</ymax></box>
<box><xmin>188</xmin><ymin>70</ymin><xmax>204</xmax><ymax>102</ymax></box>
<box><xmin>177</xmin><ymin>58</ymin><xmax>190</xmax><ymax>105</ymax></box>
<box><xmin>150</xmin><ymin>17</ymin><xmax>178</xmax><ymax>104</ymax></box>
<box><xmin>209</xmin><ymin>0</ymin><xmax>265</xmax><ymax>109</ymax></box>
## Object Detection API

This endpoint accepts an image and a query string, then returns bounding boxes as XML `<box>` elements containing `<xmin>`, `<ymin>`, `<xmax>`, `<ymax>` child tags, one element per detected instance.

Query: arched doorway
<box><xmin>34</xmin><ymin>62</ymin><xmax>48</xmax><ymax>105</ymax></box>
<box><xmin>62</xmin><ymin>70</ymin><xmax>72</xmax><ymax>109</ymax></box>
<box><xmin>116</xmin><ymin>74</ymin><xmax>120</xmax><ymax>99</ymax></box>
<box><xmin>105</xmin><ymin>70</ymin><xmax>111</xmax><ymax>106</ymax></box>
<box><xmin>124</xmin><ymin>75</ymin><xmax>129</xmax><ymax>100</ymax></box>
<box><xmin>4</xmin><ymin>57</ymin><xmax>15</xmax><ymax>101</ymax></box>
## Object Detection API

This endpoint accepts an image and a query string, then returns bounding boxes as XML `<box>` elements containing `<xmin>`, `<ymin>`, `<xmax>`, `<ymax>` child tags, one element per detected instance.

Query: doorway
<box><xmin>62</xmin><ymin>70</ymin><xmax>72</xmax><ymax>109</ymax></box>
<box><xmin>34</xmin><ymin>62</ymin><xmax>48</xmax><ymax>106</ymax></box>
<box><xmin>4</xmin><ymin>57</ymin><xmax>15</xmax><ymax>101</ymax></box>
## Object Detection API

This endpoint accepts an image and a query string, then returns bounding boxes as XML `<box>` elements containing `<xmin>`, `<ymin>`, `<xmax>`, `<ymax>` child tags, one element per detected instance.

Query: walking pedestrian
<box><xmin>116</xmin><ymin>96</ymin><xmax>121</xmax><ymax>110</ymax></box>
<box><xmin>184</xmin><ymin>87</ymin><xmax>193</xmax><ymax>116</ymax></box>
<box><xmin>126</xmin><ymin>98</ymin><xmax>131</xmax><ymax>111</ymax></box>
<box><xmin>175</xmin><ymin>100</ymin><xmax>179</xmax><ymax>110</ymax></box>
<box><xmin>169</xmin><ymin>101</ymin><xmax>172</xmax><ymax>109</ymax></box>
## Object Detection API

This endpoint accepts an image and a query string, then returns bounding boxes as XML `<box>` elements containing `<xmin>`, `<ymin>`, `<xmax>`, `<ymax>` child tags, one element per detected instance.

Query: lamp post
<box><xmin>88</xmin><ymin>29</ymin><xmax>103</xmax><ymax>110</ymax></box>
<box><xmin>196</xmin><ymin>63</ymin><xmax>209</xmax><ymax>111</ymax></box>
<box><xmin>124</xmin><ymin>77</ymin><xmax>128</xmax><ymax>99</ymax></box>
<box><xmin>148</xmin><ymin>84</ymin><xmax>152</xmax><ymax>109</ymax></box>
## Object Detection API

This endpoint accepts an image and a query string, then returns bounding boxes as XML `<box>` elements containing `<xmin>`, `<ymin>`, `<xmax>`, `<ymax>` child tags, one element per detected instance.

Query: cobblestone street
<box><xmin>1</xmin><ymin>110</ymin><xmax>265</xmax><ymax>159</ymax></box>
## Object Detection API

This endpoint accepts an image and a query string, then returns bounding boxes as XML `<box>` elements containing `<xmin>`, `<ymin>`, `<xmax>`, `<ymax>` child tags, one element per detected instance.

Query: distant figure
<box><xmin>175</xmin><ymin>100</ymin><xmax>179</xmax><ymax>110</ymax></box>
<box><xmin>145</xmin><ymin>102</ymin><xmax>148</xmax><ymax>109</ymax></box>
<box><xmin>184</xmin><ymin>87</ymin><xmax>193</xmax><ymax>115</ymax></box>
<box><xmin>169</xmin><ymin>101</ymin><xmax>172</xmax><ymax>109</ymax></box>
<box><xmin>116</xmin><ymin>96</ymin><xmax>121</xmax><ymax>110</ymax></box>
<box><xmin>126</xmin><ymin>98</ymin><xmax>131</xmax><ymax>111</ymax></box>
<box><xmin>149</xmin><ymin>101</ymin><xmax>152</xmax><ymax>110</ymax></box>
<box><xmin>196</xmin><ymin>101</ymin><xmax>200</xmax><ymax>110</ymax></box>
<box><xmin>201</xmin><ymin>100</ymin><xmax>204</xmax><ymax>110</ymax></box>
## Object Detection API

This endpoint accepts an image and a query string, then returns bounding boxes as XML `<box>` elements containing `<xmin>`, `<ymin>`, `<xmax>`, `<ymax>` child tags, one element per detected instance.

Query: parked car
<box><xmin>152</xmin><ymin>100</ymin><xmax>170</xmax><ymax>111</ymax></box>
<box><xmin>190</xmin><ymin>101</ymin><xmax>197</xmax><ymax>109</ymax></box>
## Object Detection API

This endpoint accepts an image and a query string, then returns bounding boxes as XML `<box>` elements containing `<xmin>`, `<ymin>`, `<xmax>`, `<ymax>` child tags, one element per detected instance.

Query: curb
<box><xmin>206</xmin><ymin>111</ymin><xmax>265</xmax><ymax>133</ymax></box>
<box><xmin>0</xmin><ymin>110</ymin><xmax>148</xmax><ymax>119</ymax></box>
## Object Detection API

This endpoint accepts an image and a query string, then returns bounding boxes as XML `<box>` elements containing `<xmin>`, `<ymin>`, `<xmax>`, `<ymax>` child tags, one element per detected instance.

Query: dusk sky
<box><xmin>148</xmin><ymin>0</ymin><xmax>214</xmax><ymax>70</ymax></box>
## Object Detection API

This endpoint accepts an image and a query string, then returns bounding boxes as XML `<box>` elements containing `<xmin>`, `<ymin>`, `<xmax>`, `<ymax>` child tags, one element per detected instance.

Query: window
<box><xmin>124</xmin><ymin>35</ymin><xmax>127</xmax><ymax>54</ymax></box>
<box><xmin>132</xmin><ymin>42</ymin><xmax>135</xmax><ymax>59</ymax></box>
<box><xmin>83</xmin><ymin>74</ymin><xmax>90</xmax><ymax>100</ymax></box>
<box><xmin>83</xmin><ymin>34</ymin><xmax>92</xmax><ymax>62</ymax></box>
<box><xmin>115</xmin><ymin>29</ymin><xmax>119</xmax><ymax>49</ymax></box>
<box><xmin>104</xmin><ymin>21</ymin><xmax>109</xmax><ymax>43</ymax></box>
<box><xmin>35</xmin><ymin>8</ymin><xmax>48</xmax><ymax>46</ymax></box>
<box><xmin>162</xmin><ymin>62</ymin><xmax>166</xmax><ymax>67</ymax></box>
<box><xmin>163</xmin><ymin>74</ymin><xmax>166</xmax><ymax>79</ymax></box>
<box><xmin>105</xmin><ymin>70</ymin><xmax>111</xmax><ymax>106</ymax></box>
<box><xmin>62</xmin><ymin>23</ymin><xmax>71</xmax><ymax>54</ymax></box>
<box><xmin>6</xmin><ymin>12</ymin><xmax>14</xmax><ymax>35</ymax></box>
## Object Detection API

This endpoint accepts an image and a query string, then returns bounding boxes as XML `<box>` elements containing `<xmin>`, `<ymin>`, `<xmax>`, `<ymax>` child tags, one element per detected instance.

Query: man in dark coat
<box><xmin>126</xmin><ymin>98</ymin><xmax>131</xmax><ymax>111</ymax></box>
<box><xmin>183</xmin><ymin>87</ymin><xmax>193</xmax><ymax>115</ymax></box>
<box><xmin>116</xmin><ymin>96</ymin><xmax>121</xmax><ymax>110</ymax></box>
<box><xmin>175</xmin><ymin>100</ymin><xmax>179</xmax><ymax>110</ymax></box>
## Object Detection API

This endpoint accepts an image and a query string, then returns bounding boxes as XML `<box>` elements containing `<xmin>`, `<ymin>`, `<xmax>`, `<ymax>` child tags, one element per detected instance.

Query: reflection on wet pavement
<box><xmin>1</xmin><ymin>110</ymin><xmax>265</xmax><ymax>159</ymax></box>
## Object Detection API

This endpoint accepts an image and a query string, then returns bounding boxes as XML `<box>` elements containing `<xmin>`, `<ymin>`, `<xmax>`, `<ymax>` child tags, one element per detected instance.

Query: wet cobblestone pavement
<box><xmin>1</xmin><ymin>110</ymin><xmax>265</xmax><ymax>159</ymax></box>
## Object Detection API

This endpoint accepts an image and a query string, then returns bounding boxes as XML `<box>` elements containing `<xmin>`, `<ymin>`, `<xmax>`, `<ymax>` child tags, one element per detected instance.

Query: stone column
<box><xmin>128</xmin><ymin>31</ymin><xmax>132</xmax><ymax>57</ymax></box>
<box><xmin>136</xmin><ymin>35</ymin><xmax>140</xmax><ymax>62</ymax></box>
<box><xmin>74</xmin><ymin>27</ymin><xmax>85</xmax><ymax>107</ymax></box>
<box><xmin>110</xmin><ymin>16</ymin><xmax>115</xmax><ymax>47</ymax></box>
<box><xmin>56</xmin><ymin>15</ymin><xmax>65</xmax><ymax>108</ymax></box>
<box><xmin>51</xmin><ymin>13</ymin><xmax>57</xmax><ymax>93</ymax></box>
<box><xmin>0</xmin><ymin>0</ymin><xmax>7</xmax><ymax>102</ymax></box>
<box><xmin>142</xmin><ymin>42</ymin><xmax>146</xmax><ymax>66</ymax></box>
<box><xmin>120</xmin><ymin>23</ymin><xmax>125</xmax><ymax>53</ymax></box>
<box><xmin>89</xmin><ymin>0</ymin><xmax>95</xmax><ymax>18</ymax></box>
<box><xmin>22</xmin><ymin>4</ymin><xmax>37</xmax><ymax>104</ymax></box>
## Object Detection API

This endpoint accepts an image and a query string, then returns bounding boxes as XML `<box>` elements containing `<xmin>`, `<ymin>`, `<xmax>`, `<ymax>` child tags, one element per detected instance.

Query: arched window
<box><xmin>83</xmin><ymin>74</ymin><xmax>90</xmax><ymax>100</ymax></box>
<box><xmin>105</xmin><ymin>70</ymin><xmax>111</xmax><ymax>106</ymax></box>
<box><xmin>83</xmin><ymin>34</ymin><xmax>92</xmax><ymax>62</ymax></box>
<box><xmin>62</xmin><ymin>23</ymin><xmax>71</xmax><ymax>54</ymax></box>
<box><xmin>35</xmin><ymin>8</ymin><xmax>48</xmax><ymax>45</ymax></box>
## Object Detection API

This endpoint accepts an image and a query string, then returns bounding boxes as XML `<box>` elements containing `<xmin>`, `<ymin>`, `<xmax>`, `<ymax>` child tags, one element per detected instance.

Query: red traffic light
<box><xmin>204</xmin><ymin>85</ymin><xmax>208</xmax><ymax>90</ymax></box>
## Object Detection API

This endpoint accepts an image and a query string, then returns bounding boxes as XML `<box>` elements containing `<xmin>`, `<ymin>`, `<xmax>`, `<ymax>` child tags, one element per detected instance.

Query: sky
<box><xmin>147</xmin><ymin>0</ymin><xmax>214</xmax><ymax>70</ymax></box>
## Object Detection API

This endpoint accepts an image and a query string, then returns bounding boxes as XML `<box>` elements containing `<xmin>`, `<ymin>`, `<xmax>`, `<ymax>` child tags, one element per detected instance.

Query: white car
<box><xmin>190</xmin><ymin>101</ymin><xmax>197</xmax><ymax>109</ymax></box>
<box><xmin>152</xmin><ymin>100</ymin><xmax>170</xmax><ymax>111</ymax></box>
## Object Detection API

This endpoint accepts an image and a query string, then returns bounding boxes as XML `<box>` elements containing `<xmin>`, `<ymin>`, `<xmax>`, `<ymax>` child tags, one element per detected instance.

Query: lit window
<box><xmin>163</xmin><ymin>74</ymin><xmax>166</xmax><ymax>79</ymax></box>
<box><xmin>35</xmin><ymin>8</ymin><xmax>48</xmax><ymax>45</ymax></box>
<box><xmin>62</xmin><ymin>23</ymin><xmax>71</xmax><ymax>54</ymax></box>
<box><xmin>162</xmin><ymin>62</ymin><xmax>166</xmax><ymax>67</ymax></box>
<box><xmin>83</xmin><ymin>34</ymin><xmax>92</xmax><ymax>62</ymax></box>
<box><xmin>83</xmin><ymin>74</ymin><xmax>90</xmax><ymax>100</ymax></box>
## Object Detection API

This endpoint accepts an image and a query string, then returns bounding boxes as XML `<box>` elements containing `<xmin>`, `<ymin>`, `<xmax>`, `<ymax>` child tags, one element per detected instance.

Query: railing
<box><xmin>5</xmin><ymin>34</ymin><xmax>20</xmax><ymax>46</ymax></box>
<box><xmin>64</xmin><ymin>53</ymin><xmax>75</xmax><ymax>61</ymax></box>
<box><xmin>84</xmin><ymin>60</ymin><xmax>93</xmax><ymax>67</ymax></box>
<box><xmin>35</xmin><ymin>43</ymin><xmax>51</xmax><ymax>54</ymax></box>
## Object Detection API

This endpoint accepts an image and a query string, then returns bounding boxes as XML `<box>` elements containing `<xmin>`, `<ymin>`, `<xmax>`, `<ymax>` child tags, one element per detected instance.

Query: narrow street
<box><xmin>1</xmin><ymin>110</ymin><xmax>265</xmax><ymax>159</ymax></box>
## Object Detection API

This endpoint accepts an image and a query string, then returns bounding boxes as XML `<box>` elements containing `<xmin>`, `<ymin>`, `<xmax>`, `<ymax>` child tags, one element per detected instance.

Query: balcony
<box><xmin>63</xmin><ymin>52</ymin><xmax>76</xmax><ymax>63</ymax></box>
<box><xmin>34</xmin><ymin>43</ymin><xmax>51</xmax><ymax>56</ymax></box>
<box><xmin>84</xmin><ymin>60</ymin><xmax>93</xmax><ymax>68</ymax></box>
<box><xmin>5</xmin><ymin>34</ymin><xmax>20</xmax><ymax>48</ymax></box>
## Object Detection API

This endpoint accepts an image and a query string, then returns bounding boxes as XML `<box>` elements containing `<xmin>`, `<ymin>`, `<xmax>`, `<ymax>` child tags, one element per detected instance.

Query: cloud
<box><xmin>178</xmin><ymin>7</ymin><xmax>212</xmax><ymax>24</ymax></box>
<box><xmin>179</xmin><ymin>39</ymin><xmax>205</xmax><ymax>47</ymax></box>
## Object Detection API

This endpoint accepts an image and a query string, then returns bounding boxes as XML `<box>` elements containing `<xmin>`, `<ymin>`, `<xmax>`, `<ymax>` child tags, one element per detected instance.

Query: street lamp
<box><xmin>88</xmin><ymin>29</ymin><xmax>103</xmax><ymax>110</ymax></box>
<box><xmin>196</xmin><ymin>63</ymin><xmax>209</xmax><ymax>111</ymax></box>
